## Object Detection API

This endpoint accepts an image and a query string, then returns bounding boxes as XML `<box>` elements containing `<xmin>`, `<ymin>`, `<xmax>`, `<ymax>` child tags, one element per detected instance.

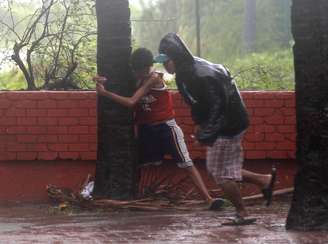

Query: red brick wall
<box><xmin>0</xmin><ymin>92</ymin><xmax>97</xmax><ymax>161</ymax></box>
<box><xmin>0</xmin><ymin>91</ymin><xmax>295</xmax><ymax>161</ymax></box>
<box><xmin>173</xmin><ymin>91</ymin><xmax>296</xmax><ymax>160</ymax></box>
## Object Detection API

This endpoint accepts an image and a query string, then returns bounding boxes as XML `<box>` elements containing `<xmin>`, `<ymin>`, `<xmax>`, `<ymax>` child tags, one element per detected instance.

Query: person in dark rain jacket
<box><xmin>156</xmin><ymin>33</ymin><xmax>277</xmax><ymax>225</ymax></box>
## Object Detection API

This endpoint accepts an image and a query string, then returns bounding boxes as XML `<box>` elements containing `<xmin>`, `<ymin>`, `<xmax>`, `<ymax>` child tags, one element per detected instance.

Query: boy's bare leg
<box><xmin>185</xmin><ymin>165</ymin><xmax>213</xmax><ymax>203</ymax></box>
<box><xmin>242</xmin><ymin>169</ymin><xmax>271</xmax><ymax>189</ymax></box>
<box><xmin>220</xmin><ymin>180</ymin><xmax>248</xmax><ymax>217</ymax></box>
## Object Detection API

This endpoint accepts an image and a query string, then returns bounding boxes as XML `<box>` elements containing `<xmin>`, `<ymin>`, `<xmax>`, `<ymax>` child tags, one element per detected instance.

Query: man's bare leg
<box><xmin>220</xmin><ymin>180</ymin><xmax>248</xmax><ymax>217</ymax></box>
<box><xmin>185</xmin><ymin>165</ymin><xmax>213</xmax><ymax>203</ymax></box>
<box><xmin>242</xmin><ymin>169</ymin><xmax>271</xmax><ymax>189</ymax></box>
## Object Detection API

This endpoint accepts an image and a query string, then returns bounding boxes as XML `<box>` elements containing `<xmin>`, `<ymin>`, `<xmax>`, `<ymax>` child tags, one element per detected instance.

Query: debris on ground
<box><xmin>47</xmin><ymin>175</ymin><xmax>211</xmax><ymax>211</ymax></box>
<box><xmin>47</xmin><ymin>173</ymin><xmax>291</xmax><ymax>212</ymax></box>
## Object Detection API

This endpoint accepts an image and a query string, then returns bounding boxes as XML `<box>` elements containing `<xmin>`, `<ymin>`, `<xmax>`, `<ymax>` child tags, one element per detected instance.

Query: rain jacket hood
<box><xmin>158</xmin><ymin>33</ymin><xmax>194</xmax><ymax>67</ymax></box>
<box><xmin>159</xmin><ymin>33</ymin><xmax>249</xmax><ymax>144</ymax></box>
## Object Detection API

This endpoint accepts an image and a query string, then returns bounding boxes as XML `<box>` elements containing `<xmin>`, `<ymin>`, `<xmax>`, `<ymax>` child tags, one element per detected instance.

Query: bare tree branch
<box><xmin>1</xmin><ymin>0</ymin><xmax>96</xmax><ymax>90</ymax></box>
<box><xmin>49</xmin><ymin>0</ymin><xmax>70</xmax><ymax>80</ymax></box>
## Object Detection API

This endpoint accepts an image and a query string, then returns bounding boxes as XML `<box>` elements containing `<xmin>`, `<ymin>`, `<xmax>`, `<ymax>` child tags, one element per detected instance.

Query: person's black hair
<box><xmin>130</xmin><ymin>48</ymin><xmax>154</xmax><ymax>71</ymax></box>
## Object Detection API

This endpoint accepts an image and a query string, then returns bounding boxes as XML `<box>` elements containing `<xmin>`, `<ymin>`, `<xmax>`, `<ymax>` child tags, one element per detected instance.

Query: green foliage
<box><xmin>0</xmin><ymin>0</ymin><xmax>97</xmax><ymax>90</ymax></box>
<box><xmin>132</xmin><ymin>0</ymin><xmax>294</xmax><ymax>91</ymax></box>
<box><xmin>131</xmin><ymin>0</ymin><xmax>178</xmax><ymax>52</ymax></box>
<box><xmin>72</xmin><ymin>42</ymin><xmax>97</xmax><ymax>89</ymax></box>
<box><xmin>256</xmin><ymin>0</ymin><xmax>292</xmax><ymax>51</ymax></box>
<box><xmin>0</xmin><ymin>0</ymin><xmax>294</xmax><ymax>91</ymax></box>
<box><xmin>0</xmin><ymin>68</ymin><xmax>26</xmax><ymax>90</ymax></box>
<box><xmin>179</xmin><ymin>0</ymin><xmax>245</xmax><ymax>61</ymax></box>
<box><xmin>132</xmin><ymin>0</ymin><xmax>292</xmax><ymax>61</ymax></box>
<box><xmin>164</xmin><ymin>49</ymin><xmax>295</xmax><ymax>91</ymax></box>
<box><xmin>228</xmin><ymin>49</ymin><xmax>294</xmax><ymax>90</ymax></box>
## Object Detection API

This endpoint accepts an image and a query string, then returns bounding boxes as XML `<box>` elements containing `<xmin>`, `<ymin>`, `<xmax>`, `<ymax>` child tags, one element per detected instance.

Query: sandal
<box><xmin>262</xmin><ymin>166</ymin><xmax>277</xmax><ymax>207</ymax></box>
<box><xmin>222</xmin><ymin>215</ymin><xmax>257</xmax><ymax>226</ymax></box>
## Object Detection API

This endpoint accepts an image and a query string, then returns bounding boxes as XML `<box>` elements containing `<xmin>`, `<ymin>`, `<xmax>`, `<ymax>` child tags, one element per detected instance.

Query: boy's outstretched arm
<box><xmin>94</xmin><ymin>73</ymin><xmax>158</xmax><ymax>108</ymax></box>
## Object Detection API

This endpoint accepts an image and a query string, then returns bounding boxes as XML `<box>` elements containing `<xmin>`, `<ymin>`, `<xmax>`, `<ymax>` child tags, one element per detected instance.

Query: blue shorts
<box><xmin>138</xmin><ymin>119</ymin><xmax>193</xmax><ymax>168</ymax></box>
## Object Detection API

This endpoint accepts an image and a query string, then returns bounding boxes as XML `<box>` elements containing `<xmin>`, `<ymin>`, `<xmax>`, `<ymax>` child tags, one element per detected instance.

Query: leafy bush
<box><xmin>0</xmin><ymin>0</ymin><xmax>97</xmax><ymax>90</ymax></box>
<box><xmin>0</xmin><ymin>68</ymin><xmax>26</xmax><ymax>90</ymax></box>
<box><xmin>229</xmin><ymin>49</ymin><xmax>294</xmax><ymax>90</ymax></box>
<box><xmin>164</xmin><ymin>49</ymin><xmax>295</xmax><ymax>91</ymax></box>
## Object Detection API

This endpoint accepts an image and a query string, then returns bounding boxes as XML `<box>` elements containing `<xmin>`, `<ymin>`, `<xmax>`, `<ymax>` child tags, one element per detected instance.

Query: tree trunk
<box><xmin>93</xmin><ymin>0</ymin><xmax>137</xmax><ymax>200</ymax></box>
<box><xmin>286</xmin><ymin>0</ymin><xmax>328</xmax><ymax>230</ymax></box>
<box><xmin>243</xmin><ymin>0</ymin><xmax>256</xmax><ymax>53</ymax></box>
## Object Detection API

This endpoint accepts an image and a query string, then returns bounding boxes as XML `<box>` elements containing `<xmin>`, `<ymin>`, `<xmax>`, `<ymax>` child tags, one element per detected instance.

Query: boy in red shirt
<box><xmin>94</xmin><ymin>48</ymin><xmax>223</xmax><ymax>209</ymax></box>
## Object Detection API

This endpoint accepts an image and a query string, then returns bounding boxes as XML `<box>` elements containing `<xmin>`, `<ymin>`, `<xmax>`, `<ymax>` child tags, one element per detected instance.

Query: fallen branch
<box><xmin>47</xmin><ymin>184</ymin><xmax>208</xmax><ymax>212</ymax></box>
<box><xmin>243</xmin><ymin>187</ymin><xmax>294</xmax><ymax>201</ymax></box>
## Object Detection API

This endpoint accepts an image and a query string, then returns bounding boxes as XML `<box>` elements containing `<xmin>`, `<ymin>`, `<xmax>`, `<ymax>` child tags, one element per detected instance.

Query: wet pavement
<box><xmin>0</xmin><ymin>195</ymin><xmax>327</xmax><ymax>243</ymax></box>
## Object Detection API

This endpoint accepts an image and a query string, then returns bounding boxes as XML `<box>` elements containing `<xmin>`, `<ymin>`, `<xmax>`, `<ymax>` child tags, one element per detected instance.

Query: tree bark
<box><xmin>94</xmin><ymin>0</ymin><xmax>137</xmax><ymax>200</ymax></box>
<box><xmin>286</xmin><ymin>0</ymin><xmax>328</xmax><ymax>230</ymax></box>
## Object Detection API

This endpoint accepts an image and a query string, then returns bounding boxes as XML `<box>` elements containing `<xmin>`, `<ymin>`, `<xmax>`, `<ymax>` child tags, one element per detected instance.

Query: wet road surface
<box><xmin>0</xmin><ymin>196</ymin><xmax>327</xmax><ymax>243</ymax></box>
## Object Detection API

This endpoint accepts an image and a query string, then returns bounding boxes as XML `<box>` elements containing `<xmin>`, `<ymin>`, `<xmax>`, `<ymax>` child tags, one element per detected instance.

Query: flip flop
<box><xmin>262</xmin><ymin>166</ymin><xmax>277</xmax><ymax>207</ymax></box>
<box><xmin>209</xmin><ymin>198</ymin><xmax>225</xmax><ymax>211</ymax></box>
<box><xmin>222</xmin><ymin>215</ymin><xmax>257</xmax><ymax>226</ymax></box>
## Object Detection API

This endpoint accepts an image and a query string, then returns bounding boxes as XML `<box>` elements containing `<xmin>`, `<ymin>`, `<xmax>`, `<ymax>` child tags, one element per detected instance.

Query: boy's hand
<box><xmin>193</xmin><ymin>125</ymin><xmax>200</xmax><ymax>134</ymax></box>
<box><xmin>190</xmin><ymin>134</ymin><xmax>201</xmax><ymax>147</ymax></box>
<box><xmin>191</xmin><ymin>125</ymin><xmax>200</xmax><ymax>146</ymax></box>
<box><xmin>148</xmin><ymin>72</ymin><xmax>161</xmax><ymax>82</ymax></box>
<box><xmin>191</xmin><ymin>134</ymin><xmax>213</xmax><ymax>147</ymax></box>
<box><xmin>191</xmin><ymin>126</ymin><xmax>214</xmax><ymax>147</ymax></box>
<box><xmin>96</xmin><ymin>82</ymin><xmax>107</xmax><ymax>96</ymax></box>
<box><xmin>151</xmin><ymin>72</ymin><xmax>159</xmax><ymax>78</ymax></box>
<box><xmin>92</xmin><ymin>75</ymin><xmax>107</xmax><ymax>84</ymax></box>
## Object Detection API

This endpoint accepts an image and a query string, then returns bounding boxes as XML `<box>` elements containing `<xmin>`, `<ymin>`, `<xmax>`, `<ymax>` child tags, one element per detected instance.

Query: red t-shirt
<box><xmin>134</xmin><ymin>76</ymin><xmax>175</xmax><ymax>125</ymax></box>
